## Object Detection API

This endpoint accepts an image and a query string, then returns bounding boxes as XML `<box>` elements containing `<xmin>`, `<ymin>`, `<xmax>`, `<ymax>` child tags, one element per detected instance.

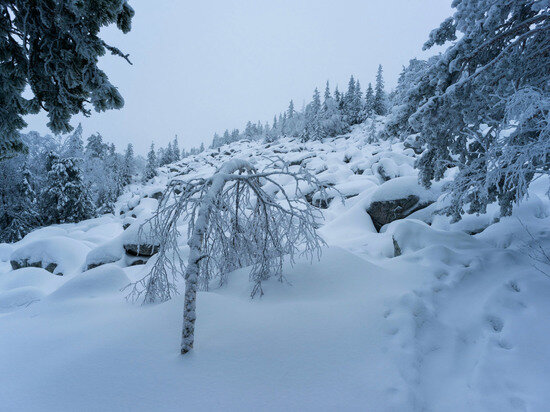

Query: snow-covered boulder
<box><xmin>9</xmin><ymin>237</ymin><xmax>91</xmax><ymax>276</ymax></box>
<box><xmin>49</xmin><ymin>265</ymin><xmax>130</xmax><ymax>301</ymax></box>
<box><xmin>0</xmin><ymin>267</ymin><xmax>64</xmax><ymax>293</ymax></box>
<box><xmin>122</xmin><ymin>216</ymin><xmax>136</xmax><ymax>230</ymax></box>
<box><xmin>375</xmin><ymin>157</ymin><xmax>399</xmax><ymax>181</ymax></box>
<box><xmin>85</xmin><ymin>238</ymin><xmax>125</xmax><ymax>271</ymax></box>
<box><xmin>121</xmin><ymin>215</ymin><xmax>159</xmax><ymax>260</ymax></box>
<box><xmin>384</xmin><ymin>219</ymin><xmax>479</xmax><ymax>255</ymax></box>
<box><xmin>85</xmin><ymin>207</ymin><xmax>160</xmax><ymax>270</ymax></box>
<box><xmin>149</xmin><ymin>190</ymin><xmax>163</xmax><ymax>200</ymax></box>
<box><xmin>366</xmin><ymin>176</ymin><xmax>437</xmax><ymax>231</ymax></box>
<box><xmin>123</xmin><ymin>243</ymin><xmax>159</xmax><ymax>257</ymax></box>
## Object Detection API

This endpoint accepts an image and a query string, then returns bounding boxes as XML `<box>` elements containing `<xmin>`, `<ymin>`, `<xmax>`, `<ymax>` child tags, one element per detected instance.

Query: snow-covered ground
<box><xmin>1</xmin><ymin>126</ymin><xmax>549</xmax><ymax>411</ymax></box>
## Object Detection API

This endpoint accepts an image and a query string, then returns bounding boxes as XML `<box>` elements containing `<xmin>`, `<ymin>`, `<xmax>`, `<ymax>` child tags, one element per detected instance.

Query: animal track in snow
<box><xmin>508</xmin><ymin>281</ymin><xmax>521</xmax><ymax>293</ymax></box>
<box><xmin>486</xmin><ymin>315</ymin><xmax>504</xmax><ymax>333</ymax></box>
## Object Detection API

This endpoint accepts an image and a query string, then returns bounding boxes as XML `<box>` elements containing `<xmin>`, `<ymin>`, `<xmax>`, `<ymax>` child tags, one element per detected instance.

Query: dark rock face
<box><xmin>129</xmin><ymin>258</ymin><xmax>148</xmax><ymax>266</ymax></box>
<box><xmin>377</xmin><ymin>165</ymin><xmax>392</xmax><ymax>182</ymax></box>
<box><xmin>44</xmin><ymin>263</ymin><xmax>58</xmax><ymax>273</ymax></box>
<box><xmin>367</xmin><ymin>195</ymin><xmax>434</xmax><ymax>232</ymax></box>
<box><xmin>305</xmin><ymin>191</ymin><xmax>333</xmax><ymax>209</ymax></box>
<box><xmin>10</xmin><ymin>259</ymin><xmax>62</xmax><ymax>275</ymax></box>
<box><xmin>86</xmin><ymin>256</ymin><xmax>120</xmax><ymax>271</ymax></box>
<box><xmin>86</xmin><ymin>262</ymin><xmax>103</xmax><ymax>271</ymax></box>
<box><xmin>150</xmin><ymin>191</ymin><xmax>164</xmax><ymax>200</ymax></box>
<box><xmin>123</xmin><ymin>244</ymin><xmax>159</xmax><ymax>257</ymax></box>
<box><xmin>10</xmin><ymin>259</ymin><xmax>26</xmax><ymax>270</ymax></box>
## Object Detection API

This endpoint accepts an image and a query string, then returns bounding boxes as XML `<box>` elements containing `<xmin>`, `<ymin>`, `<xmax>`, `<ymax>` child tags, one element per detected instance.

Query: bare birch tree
<box><xmin>127</xmin><ymin>158</ymin><xmax>327</xmax><ymax>354</ymax></box>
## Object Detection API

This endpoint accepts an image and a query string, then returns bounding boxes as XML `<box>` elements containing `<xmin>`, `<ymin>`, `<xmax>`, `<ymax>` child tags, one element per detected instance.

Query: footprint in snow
<box><xmin>498</xmin><ymin>338</ymin><xmax>514</xmax><ymax>350</ymax></box>
<box><xmin>385</xmin><ymin>326</ymin><xmax>399</xmax><ymax>336</ymax></box>
<box><xmin>486</xmin><ymin>315</ymin><xmax>504</xmax><ymax>333</ymax></box>
<box><xmin>434</xmin><ymin>270</ymin><xmax>448</xmax><ymax>280</ymax></box>
<box><xmin>507</xmin><ymin>280</ymin><xmax>521</xmax><ymax>293</ymax></box>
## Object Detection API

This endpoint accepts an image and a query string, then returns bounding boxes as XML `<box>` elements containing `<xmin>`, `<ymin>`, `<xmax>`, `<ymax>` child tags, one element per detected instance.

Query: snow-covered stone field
<box><xmin>1</xmin><ymin>125</ymin><xmax>549</xmax><ymax>411</ymax></box>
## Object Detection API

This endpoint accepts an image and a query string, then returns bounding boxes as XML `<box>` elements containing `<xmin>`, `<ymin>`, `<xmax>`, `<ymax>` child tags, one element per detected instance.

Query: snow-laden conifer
<box><xmin>374</xmin><ymin>65</ymin><xmax>387</xmax><ymax>116</ymax></box>
<box><xmin>143</xmin><ymin>143</ymin><xmax>158</xmax><ymax>183</ymax></box>
<box><xmin>0</xmin><ymin>1</ymin><xmax>134</xmax><ymax>158</ymax></box>
<box><xmin>411</xmin><ymin>0</ymin><xmax>550</xmax><ymax>218</ymax></box>
<box><xmin>40</xmin><ymin>153</ymin><xmax>96</xmax><ymax>225</ymax></box>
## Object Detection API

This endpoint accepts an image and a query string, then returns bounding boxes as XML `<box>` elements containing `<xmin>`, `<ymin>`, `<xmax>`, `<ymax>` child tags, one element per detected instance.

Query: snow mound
<box><xmin>370</xmin><ymin>176</ymin><xmax>437</xmax><ymax>204</ymax></box>
<box><xmin>49</xmin><ymin>265</ymin><xmax>130</xmax><ymax>301</ymax></box>
<box><xmin>0</xmin><ymin>267</ymin><xmax>64</xmax><ymax>293</ymax></box>
<box><xmin>85</xmin><ymin>237</ymin><xmax>125</xmax><ymax>270</ymax></box>
<box><xmin>0</xmin><ymin>243</ymin><xmax>13</xmax><ymax>262</ymax></box>
<box><xmin>9</xmin><ymin>236</ymin><xmax>91</xmax><ymax>276</ymax></box>
<box><xmin>385</xmin><ymin>219</ymin><xmax>480</xmax><ymax>254</ymax></box>
<box><xmin>320</xmin><ymin>187</ymin><xmax>378</xmax><ymax>243</ymax></box>
<box><xmin>0</xmin><ymin>287</ymin><xmax>44</xmax><ymax>312</ymax></box>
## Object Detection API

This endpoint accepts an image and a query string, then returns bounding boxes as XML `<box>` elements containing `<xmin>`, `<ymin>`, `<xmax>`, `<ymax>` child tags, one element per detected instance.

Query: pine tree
<box><xmin>323</xmin><ymin>81</ymin><xmax>331</xmax><ymax>103</ymax></box>
<box><xmin>342</xmin><ymin>75</ymin><xmax>364</xmax><ymax>126</ymax></box>
<box><xmin>0</xmin><ymin>162</ymin><xmax>41</xmax><ymax>242</ymax></box>
<box><xmin>211</xmin><ymin>133</ymin><xmax>222</xmax><ymax>149</ymax></box>
<box><xmin>63</xmin><ymin>123</ymin><xmax>84</xmax><ymax>159</ymax></box>
<box><xmin>122</xmin><ymin>143</ymin><xmax>135</xmax><ymax>185</ymax></box>
<box><xmin>244</xmin><ymin>121</ymin><xmax>255</xmax><ymax>140</ymax></box>
<box><xmin>0</xmin><ymin>1</ymin><xmax>134</xmax><ymax>159</ymax></box>
<box><xmin>374</xmin><ymin>65</ymin><xmax>387</xmax><ymax>116</ymax></box>
<box><xmin>105</xmin><ymin>143</ymin><xmax>123</xmax><ymax>202</ymax></box>
<box><xmin>158</xmin><ymin>142</ymin><xmax>176</xmax><ymax>166</ymax></box>
<box><xmin>411</xmin><ymin>0</ymin><xmax>550</xmax><ymax>219</ymax></box>
<box><xmin>272</xmin><ymin>116</ymin><xmax>279</xmax><ymax>137</ymax></box>
<box><xmin>265</xmin><ymin>120</ymin><xmax>277</xmax><ymax>143</ymax></box>
<box><xmin>172</xmin><ymin>135</ymin><xmax>181</xmax><ymax>162</ymax></box>
<box><xmin>288</xmin><ymin>100</ymin><xmax>295</xmax><ymax>118</ymax></box>
<box><xmin>382</xmin><ymin>58</ymin><xmax>431</xmax><ymax>141</ymax></box>
<box><xmin>354</xmin><ymin>80</ymin><xmax>365</xmax><ymax>123</ymax></box>
<box><xmin>41</xmin><ymin>153</ymin><xmax>96</xmax><ymax>224</ymax></box>
<box><xmin>320</xmin><ymin>81</ymin><xmax>346</xmax><ymax>138</ymax></box>
<box><xmin>143</xmin><ymin>143</ymin><xmax>158</xmax><ymax>182</ymax></box>
<box><xmin>302</xmin><ymin>88</ymin><xmax>322</xmax><ymax>141</ymax></box>
<box><xmin>164</xmin><ymin>142</ymin><xmax>174</xmax><ymax>165</ymax></box>
<box><xmin>343</xmin><ymin>75</ymin><xmax>357</xmax><ymax>125</ymax></box>
<box><xmin>334</xmin><ymin>86</ymin><xmax>342</xmax><ymax>108</ymax></box>
<box><xmin>85</xmin><ymin>133</ymin><xmax>107</xmax><ymax>159</ymax></box>
<box><xmin>230</xmin><ymin>129</ymin><xmax>240</xmax><ymax>143</ymax></box>
<box><xmin>222</xmin><ymin>130</ymin><xmax>231</xmax><ymax>146</ymax></box>
<box><xmin>365</xmin><ymin>83</ymin><xmax>375</xmax><ymax>118</ymax></box>
<box><xmin>256</xmin><ymin>121</ymin><xmax>265</xmax><ymax>139</ymax></box>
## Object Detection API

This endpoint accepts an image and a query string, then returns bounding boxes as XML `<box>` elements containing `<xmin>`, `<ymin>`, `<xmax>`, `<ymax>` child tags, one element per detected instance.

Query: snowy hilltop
<box><xmin>1</xmin><ymin>122</ymin><xmax>549</xmax><ymax>411</ymax></box>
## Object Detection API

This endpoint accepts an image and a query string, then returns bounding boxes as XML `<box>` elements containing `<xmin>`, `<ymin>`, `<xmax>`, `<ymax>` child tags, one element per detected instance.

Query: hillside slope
<box><xmin>1</xmin><ymin>125</ymin><xmax>549</xmax><ymax>411</ymax></box>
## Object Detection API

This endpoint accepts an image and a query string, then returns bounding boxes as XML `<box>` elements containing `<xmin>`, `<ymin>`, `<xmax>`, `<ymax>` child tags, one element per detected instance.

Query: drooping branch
<box><xmin>125</xmin><ymin>158</ymin><xmax>329</xmax><ymax>355</ymax></box>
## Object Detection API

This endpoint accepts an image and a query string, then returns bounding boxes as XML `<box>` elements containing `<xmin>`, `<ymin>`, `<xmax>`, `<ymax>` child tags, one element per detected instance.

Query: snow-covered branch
<box><xmin>127</xmin><ymin>158</ymin><xmax>328</xmax><ymax>354</ymax></box>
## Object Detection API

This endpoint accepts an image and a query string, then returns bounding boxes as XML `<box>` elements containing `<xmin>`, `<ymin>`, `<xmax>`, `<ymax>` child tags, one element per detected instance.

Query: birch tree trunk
<box><xmin>181</xmin><ymin>160</ymin><xmax>254</xmax><ymax>354</ymax></box>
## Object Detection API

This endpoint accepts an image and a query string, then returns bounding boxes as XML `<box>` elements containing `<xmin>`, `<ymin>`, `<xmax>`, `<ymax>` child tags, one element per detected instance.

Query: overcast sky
<box><xmin>24</xmin><ymin>0</ymin><xmax>453</xmax><ymax>155</ymax></box>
